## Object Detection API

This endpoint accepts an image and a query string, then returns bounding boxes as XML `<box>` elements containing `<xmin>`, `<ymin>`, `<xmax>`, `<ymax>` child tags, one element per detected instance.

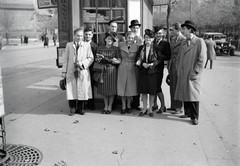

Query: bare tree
<box><xmin>2</xmin><ymin>11</ymin><xmax>14</xmax><ymax>44</ymax></box>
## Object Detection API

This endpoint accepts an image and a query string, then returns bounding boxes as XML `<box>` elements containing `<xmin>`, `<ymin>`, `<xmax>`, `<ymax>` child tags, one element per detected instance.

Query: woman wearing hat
<box><xmin>152</xmin><ymin>26</ymin><xmax>171</xmax><ymax>114</ymax></box>
<box><xmin>96</xmin><ymin>32</ymin><xmax>121</xmax><ymax>114</ymax></box>
<box><xmin>135</xmin><ymin>29</ymin><xmax>161</xmax><ymax>117</ymax></box>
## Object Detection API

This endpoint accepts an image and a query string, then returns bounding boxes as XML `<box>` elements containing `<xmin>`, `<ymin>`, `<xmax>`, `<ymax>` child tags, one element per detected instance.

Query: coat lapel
<box><xmin>183</xmin><ymin>35</ymin><xmax>197</xmax><ymax>54</ymax></box>
<box><xmin>120</xmin><ymin>42</ymin><xmax>129</xmax><ymax>54</ymax></box>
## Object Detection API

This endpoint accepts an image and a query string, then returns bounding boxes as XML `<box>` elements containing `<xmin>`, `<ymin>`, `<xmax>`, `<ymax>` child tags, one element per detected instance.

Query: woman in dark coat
<box><xmin>135</xmin><ymin>29</ymin><xmax>161</xmax><ymax>117</ymax></box>
<box><xmin>96</xmin><ymin>33</ymin><xmax>120</xmax><ymax>114</ymax></box>
<box><xmin>152</xmin><ymin>26</ymin><xmax>171</xmax><ymax>113</ymax></box>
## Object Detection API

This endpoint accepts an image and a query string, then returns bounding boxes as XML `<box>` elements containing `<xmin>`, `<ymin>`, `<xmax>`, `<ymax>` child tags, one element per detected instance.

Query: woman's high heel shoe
<box><xmin>121</xmin><ymin>109</ymin><xmax>126</xmax><ymax>115</ymax></box>
<box><xmin>157</xmin><ymin>106</ymin><xmax>166</xmax><ymax>114</ymax></box>
<box><xmin>139</xmin><ymin>110</ymin><xmax>147</xmax><ymax>116</ymax></box>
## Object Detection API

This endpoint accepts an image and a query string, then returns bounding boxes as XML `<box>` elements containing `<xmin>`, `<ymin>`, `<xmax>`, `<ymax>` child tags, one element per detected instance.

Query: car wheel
<box><xmin>229</xmin><ymin>49</ymin><xmax>235</xmax><ymax>56</ymax></box>
<box><xmin>216</xmin><ymin>49</ymin><xmax>221</xmax><ymax>56</ymax></box>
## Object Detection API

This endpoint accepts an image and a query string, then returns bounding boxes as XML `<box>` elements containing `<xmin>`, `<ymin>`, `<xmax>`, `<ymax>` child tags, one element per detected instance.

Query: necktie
<box><xmin>76</xmin><ymin>43</ymin><xmax>79</xmax><ymax>51</ymax></box>
<box><xmin>187</xmin><ymin>38</ymin><xmax>191</xmax><ymax>46</ymax></box>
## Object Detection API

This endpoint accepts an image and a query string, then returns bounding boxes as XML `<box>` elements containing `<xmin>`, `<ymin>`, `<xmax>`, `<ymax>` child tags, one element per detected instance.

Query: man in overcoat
<box><xmin>204</xmin><ymin>36</ymin><xmax>216</xmax><ymax>69</ymax></box>
<box><xmin>175</xmin><ymin>20</ymin><xmax>206</xmax><ymax>125</ymax></box>
<box><xmin>169</xmin><ymin>23</ymin><xmax>186</xmax><ymax>114</ymax></box>
<box><xmin>61</xmin><ymin>27</ymin><xmax>94</xmax><ymax>116</ymax></box>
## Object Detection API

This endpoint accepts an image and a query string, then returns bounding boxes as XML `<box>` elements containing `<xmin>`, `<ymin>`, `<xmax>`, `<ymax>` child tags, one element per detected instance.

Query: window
<box><xmin>82</xmin><ymin>0</ymin><xmax>127</xmax><ymax>43</ymax></box>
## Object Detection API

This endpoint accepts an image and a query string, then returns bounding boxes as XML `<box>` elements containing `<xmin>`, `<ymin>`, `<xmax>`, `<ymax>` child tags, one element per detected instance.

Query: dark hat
<box><xmin>165</xmin><ymin>74</ymin><xmax>170</xmax><ymax>86</ymax></box>
<box><xmin>154</xmin><ymin>25</ymin><xmax>167</xmax><ymax>33</ymax></box>
<box><xmin>105</xmin><ymin>32</ymin><xmax>116</xmax><ymax>42</ymax></box>
<box><xmin>172</xmin><ymin>22</ymin><xmax>181</xmax><ymax>30</ymax></box>
<box><xmin>181</xmin><ymin>20</ymin><xmax>196</xmax><ymax>31</ymax></box>
<box><xmin>129</xmin><ymin>19</ymin><xmax>141</xmax><ymax>28</ymax></box>
<box><xmin>145</xmin><ymin>29</ymin><xmax>155</xmax><ymax>38</ymax></box>
<box><xmin>59</xmin><ymin>78</ymin><xmax>66</xmax><ymax>90</ymax></box>
<box><xmin>84</xmin><ymin>27</ymin><xmax>93</xmax><ymax>32</ymax></box>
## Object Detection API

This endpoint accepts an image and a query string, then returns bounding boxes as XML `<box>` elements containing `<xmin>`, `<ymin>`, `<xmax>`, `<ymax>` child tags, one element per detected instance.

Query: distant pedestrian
<box><xmin>0</xmin><ymin>35</ymin><xmax>3</xmax><ymax>49</ymax></box>
<box><xmin>175</xmin><ymin>20</ymin><xmax>207</xmax><ymax>125</ymax></box>
<box><xmin>44</xmin><ymin>35</ymin><xmax>49</xmax><ymax>48</ymax></box>
<box><xmin>53</xmin><ymin>33</ymin><xmax>57</xmax><ymax>46</ymax></box>
<box><xmin>20</xmin><ymin>35</ymin><xmax>23</xmax><ymax>45</ymax></box>
<box><xmin>204</xmin><ymin>36</ymin><xmax>216</xmax><ymax>69</ymax></box>
<box><xmin>24</xmin><ymin>35</ymin><xmax>28</xmax><ymax>45</ymax></box>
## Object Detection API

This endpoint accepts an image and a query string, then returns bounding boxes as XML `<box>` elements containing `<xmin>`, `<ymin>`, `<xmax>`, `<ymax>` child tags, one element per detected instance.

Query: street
<box><xmin>0</xmin><ymin>44</ymin><xmax>239</xmax><ymax>166</ymax></box>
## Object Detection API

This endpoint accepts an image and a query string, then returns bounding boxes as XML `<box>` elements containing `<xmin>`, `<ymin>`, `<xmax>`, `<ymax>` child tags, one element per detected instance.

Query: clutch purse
<box><xmin>92</xmin><ymin>62</ymin><xmax>105</xmax><ymax>73</ymax></box>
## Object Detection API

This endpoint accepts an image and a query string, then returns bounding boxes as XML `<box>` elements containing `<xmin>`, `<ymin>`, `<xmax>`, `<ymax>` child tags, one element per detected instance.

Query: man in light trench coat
<box><xmin>62</xmin><ymin>27</ymin><xmax>94</xmax><ymax>116</ymax></box>
<box><xmin>175</xmin><ymin>20</ymin><xmax>206</xmax><ymax>125</ymax></box>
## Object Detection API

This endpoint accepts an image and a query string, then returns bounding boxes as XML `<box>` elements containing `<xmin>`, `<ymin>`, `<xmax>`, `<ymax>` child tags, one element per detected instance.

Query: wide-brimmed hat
<box><xmin>145</xmin><ymin>29</ymin><xmax>155</xmax><ymax>38</ymax></box>
<box><xmin>59</xmin><ymin>78</ymin><xmax>66</xmax><ymax>90</ymax></box>
<box><xmin>154</xmin><ymin>25</ymin><xmax>167</xmax><ymax>33</ymax></box>
<box><xmin>181</xmin><ymin>20</ymin><xmax>196</xmax><ymax>31</ymax></box>
<box><xmin>129</xmin><ymin>20</ymin><xmax>141</xmax><ymax>28</ymax></box>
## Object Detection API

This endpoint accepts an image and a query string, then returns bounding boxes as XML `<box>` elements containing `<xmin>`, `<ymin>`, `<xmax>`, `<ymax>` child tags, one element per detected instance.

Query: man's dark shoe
<box><xmin>192</xmin><ymin>119</ymin><xmax>198</xmax><ymax>125</ymax></box>
<box><xmin>79</xmin><ymin>110</ymin><xmax>85</xmax><ymax>115</ymax></box>
<box><xmin>179</xmin><ymin>115</ymin><xmax>191</xmax><ymax>118</ymax></box>
<box><xmin>152</xmin><ymin>105</ymin><xmax>158</xmax><ymax>111</ymax></box>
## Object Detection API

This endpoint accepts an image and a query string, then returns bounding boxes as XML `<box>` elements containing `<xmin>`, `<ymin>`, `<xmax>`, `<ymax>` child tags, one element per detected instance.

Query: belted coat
<box><xmin>62</xmin><ymin>41</ymin><xmax>94</xmax><ymax>100</ymax></box>
<box><xmin>175</xmin><ymin>35</ymin><xmax>206</xmax><ymax>101</ymax></box>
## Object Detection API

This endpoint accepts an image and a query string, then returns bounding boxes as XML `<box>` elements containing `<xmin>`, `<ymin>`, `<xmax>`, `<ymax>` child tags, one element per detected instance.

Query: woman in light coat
<box><xmin>117</xmin><ymin>31</ymin><xmax>139</xmax><ymax>114</ymax></box>
<box><xmin>62</xmin><ymin>28</ymin><xmax>94</xmax><ymax>116</ymax></box>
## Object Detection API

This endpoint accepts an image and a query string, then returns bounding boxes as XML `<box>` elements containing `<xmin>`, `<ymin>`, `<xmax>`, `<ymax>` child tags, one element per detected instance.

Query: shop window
<box><xmin>82</xmin><ymin>0</ymin><xmax>126</xmax><ymax>43</ymax></box>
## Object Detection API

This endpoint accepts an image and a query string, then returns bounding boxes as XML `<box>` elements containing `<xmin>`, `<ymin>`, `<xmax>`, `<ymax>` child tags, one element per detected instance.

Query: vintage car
<box><xmin>203</xmin><ymin>32</ymin><xmax>235</xmax><ymax>56</ymax></box>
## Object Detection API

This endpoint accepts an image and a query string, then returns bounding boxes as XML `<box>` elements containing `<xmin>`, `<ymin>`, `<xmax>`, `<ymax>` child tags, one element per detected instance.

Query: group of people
<box><xmin>41</xmin><ymin>33</ymin><xmax>58</xmax><ymax>48</ymax></box>
<box><xmin>20</xmin><ymin>35</ymin><xmax>29</xmax><ymax>45</ymax></box>
<box><xmin>61</xmin><ymin>19</ymin><xmax>207</xmax><ymax>125</ymax></box>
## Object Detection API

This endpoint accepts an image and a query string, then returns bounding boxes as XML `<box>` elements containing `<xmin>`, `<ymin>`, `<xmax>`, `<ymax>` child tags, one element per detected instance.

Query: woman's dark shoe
<box><xmin>157</xmin><ymin>107</ymin><xmax>166</xmax><ymax>114</ymax></box>
<box><xmin>139</xmin><ymin>110</ymin><xmax>147</xmax><ymax>116</ymax></box>
<box><xmin>79</xmin><ymin>110</ymin><xmax>85</xmax><ymax>115</ymax></box>
<box><xmin>102</xmin><ymin>110</ymin><xmax>107</xmax><ymax>114</ymax></box>
<box><xmin>121</xmin><ymin>109</ymin><xmax>126</xmax><ymax>115</ymax></box>
<box><xmin>69</xmin><ymin>108</ymin><xmax>76</xmax><ymax>116</ymax></box>
<box><xmin>106</xmin><ymin>110</ymin><xmax>111</xmax><ymax>114</ymax></box>
<box><xmin>152</xmin><ymin>105</ymin><xmax>158</xmax><ymax>111</ymax></box>
<box><xmin>126</xmin><ymin>108</ymin><xmax>132</xmax><ymax>113</ymax></box>
<box><xmin>149</xmin><ymin>112</ymin><xmax>154</xmax><ymax>117</ymax></box>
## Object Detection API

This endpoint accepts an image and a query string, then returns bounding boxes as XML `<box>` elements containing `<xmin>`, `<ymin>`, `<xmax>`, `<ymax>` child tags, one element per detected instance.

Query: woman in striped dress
<box><xmin>96</xmin><ymin>33</ymin><xmax>120</xmax><ymax>114</ymax></box>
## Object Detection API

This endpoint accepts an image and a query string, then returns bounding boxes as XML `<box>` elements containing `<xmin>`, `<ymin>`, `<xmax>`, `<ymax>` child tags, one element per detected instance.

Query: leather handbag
<box><xmin>92</xmin><ymin>62</ymin><xmax>105</xmax><ymax>72</ymax></box>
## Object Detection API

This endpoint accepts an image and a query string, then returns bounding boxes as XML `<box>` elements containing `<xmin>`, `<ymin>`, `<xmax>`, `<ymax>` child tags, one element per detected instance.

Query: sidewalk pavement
<box><xmin>3</xmin><ymin>73</ymin><xmax>236</xmax><ymax>166</ymax></box>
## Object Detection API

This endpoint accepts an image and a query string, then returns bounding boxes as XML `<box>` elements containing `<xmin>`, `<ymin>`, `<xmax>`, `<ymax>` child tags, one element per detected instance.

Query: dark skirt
<box><xmin>138</xmin><ymin>72</ymin><xmax>158</xmax><ymax>95</ymax></box>
<box><xmin>97</xmin><ymin>65</ymin><xmax>117</xmax><ymax>96</ymax></box>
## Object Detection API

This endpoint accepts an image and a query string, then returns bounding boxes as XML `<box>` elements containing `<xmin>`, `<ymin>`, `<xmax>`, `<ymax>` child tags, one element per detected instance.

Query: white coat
<box><xmin>62</xmin><ymin>41</ymin><xmax>94</xmax><ymax>100</ymax></box>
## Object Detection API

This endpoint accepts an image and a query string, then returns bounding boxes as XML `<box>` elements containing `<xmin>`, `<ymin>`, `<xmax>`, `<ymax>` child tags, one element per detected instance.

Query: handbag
<box><xmin>92</xmin><ymin>62</ymin><xmax>105</xmax><ymax>72</ymax></box>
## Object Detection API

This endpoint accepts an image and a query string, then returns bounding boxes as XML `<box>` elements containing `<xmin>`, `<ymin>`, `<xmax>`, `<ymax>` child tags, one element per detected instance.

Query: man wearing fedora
<box><xmin>174</xmin><ymin>20</ymin><xmax>206</xmax><ymax>125</ymax></box>
<box><xmin>129</xmin><ymin>19</ymin><xmax>143</xmax><ymax>111</ymax></box>
<box><xmin>61</xmin><ymin>27</ymin><xmax>94</xmax><ymax>116</ymax></box>
<box><xmin>129</xmin><ymin>19</ymin><xmax>144</xmax><ymax>45</ymax></box>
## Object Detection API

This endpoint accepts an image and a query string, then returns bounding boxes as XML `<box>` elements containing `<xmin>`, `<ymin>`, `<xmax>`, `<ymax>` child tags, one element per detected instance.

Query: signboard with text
<box><xmin>37</xmin><ymin>0</ymin><xmax>58</xmax><ymax>9</ymax></box>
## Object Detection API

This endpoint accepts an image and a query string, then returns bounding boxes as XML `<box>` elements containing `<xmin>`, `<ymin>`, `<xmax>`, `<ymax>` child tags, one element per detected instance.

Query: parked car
<box><xmin>203</xmin><ymin>32</ymin><xmax>235</xmax><ymax>56</ymax></box>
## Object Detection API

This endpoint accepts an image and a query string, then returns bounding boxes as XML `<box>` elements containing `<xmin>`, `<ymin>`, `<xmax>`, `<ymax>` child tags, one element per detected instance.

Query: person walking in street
<box><xmin>168</xmin><ymin>23</ymin><xmax>185</xmax><ymax>114</ymax></box>
<box><xmin>44</xmin><ymin>35</ymin><xmax>49</xmax><ymax>48</ymax></box>
<box><xmin>20</xmin><ymin>35</ymin><xmax>24</xmax><ymax>45</ymax></box>
<box><xmin>175</xmin><ymin>20</ymin><xmax>207</xmax><ymax>125</ymax></box>
<box><xmin>129</xmin><ymin>19</ymin><xmax>143</xmax><ymax>111</ymax></box>
<box><xmin>84</xmin><ymin>27</ymin><xmax>98</xmax><ymax>110</ymax></box>
<box><xmin>135</xmin><ymin>29</ymin><xmax>162</xmax><ymax>117</ymax></box>
<box><xmin>0</xmin><ymin>35</ymin><xmax>3</xmax><ymax>50</ymax></box>
<box><xmin>61</xmin><ymin>27</ymin><xmax>94</xmax><ymax>116</ymax></box>
<box><xmin>152</xmin><ymin>25</ymin><xmax>171</xmax><ymax>114</ymax></box>
<box><xmin>98</xmin><ymin>20</ymin><xmax>125</xmax><ymax>47</ymax></box>
<box><xmin>117</xmin><ymin>31</ymin><xmax>140</xmax><ymax>114</ymax></box>
<box><xmin>96</xmin><ymin>33</ymin><xmax>120</xmax><ymax>114</ymax></box>
<box><xmin>24</xmin><ymin>35</ymin><xmax>28</xmax><ymax>45</ymax></box>
<box><xmin>53</xmin><ymin>33</ymin><xmax>57</xmax><ymax>46</ymax></box>
<box><xmin>204</xmin><ymin>35</ymin><xmax>216</xmax><ymax>69</ymax></box>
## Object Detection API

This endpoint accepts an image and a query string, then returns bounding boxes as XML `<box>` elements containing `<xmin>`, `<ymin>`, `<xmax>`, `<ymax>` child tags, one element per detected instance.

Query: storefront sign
<box><xmin>58</xmin><ymin>0</ymin><xmax>71</xmax><ymax>47</ymax></box>
<box><xmin>37</xmin><ymin>0</ymin><xmax>58</xmax><ymax>9</ymax></box>
<box><xmin>0</xmin><ymin>62</ymin><xmax>5</xmax><ymax>117</ymax></box>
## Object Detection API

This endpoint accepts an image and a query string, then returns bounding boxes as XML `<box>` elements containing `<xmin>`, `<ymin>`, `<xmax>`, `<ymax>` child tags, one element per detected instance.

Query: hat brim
<box><xmin>181</xmin><ymin>24</ymin><xmax>196</xmax><ymax>31</ymax></box>
<box><xmin>59</xmin><ymin>78</ymin><xmax>66</xmax><ymax>90</ymax></box>
<box><xmin>129</xmin><ymin>24</ymin><xmax>141</xmax><ymax>28</ymax></box>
